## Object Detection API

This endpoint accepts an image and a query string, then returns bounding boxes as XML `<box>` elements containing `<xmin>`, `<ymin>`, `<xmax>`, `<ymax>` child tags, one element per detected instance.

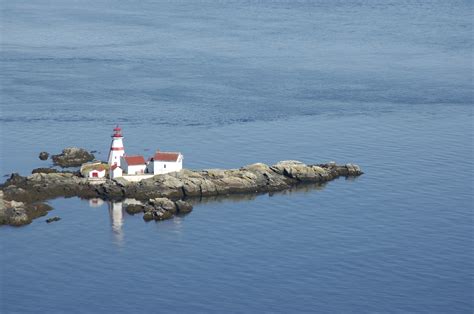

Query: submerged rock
<box><xmin>39</xmin><ymin>152</ymin><xmax>49</xmax><ymax>160</ymax></box>
<box><xmin>46</xmin><ymin>216</ymin><xmax>61</xmax><ymax>223</ymax></box>
<box><xmin>52</xmin><ymin>147</ymin><xmax>95</xmax><ymax>167</ymax></box>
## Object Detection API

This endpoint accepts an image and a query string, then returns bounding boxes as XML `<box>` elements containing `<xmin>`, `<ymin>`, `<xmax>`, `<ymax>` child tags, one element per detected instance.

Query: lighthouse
<box><xmin>108</xmin><ymin>125</ymin><xmax>125</xmax><ymax>167</ymax></box>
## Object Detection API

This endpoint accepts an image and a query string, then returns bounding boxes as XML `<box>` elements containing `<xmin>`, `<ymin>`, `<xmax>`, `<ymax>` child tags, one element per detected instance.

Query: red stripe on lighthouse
<box><xmin>111</xmin><ymin>147</ymin><xmax>124</xmax><ymax>151</ymax></box>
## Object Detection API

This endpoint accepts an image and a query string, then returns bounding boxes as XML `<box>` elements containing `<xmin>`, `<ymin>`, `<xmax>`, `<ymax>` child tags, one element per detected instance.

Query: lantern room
<box><xmin>112</xmin><ymin>125</ymin><xmax>123</xmax><ymax>138</ymax></box>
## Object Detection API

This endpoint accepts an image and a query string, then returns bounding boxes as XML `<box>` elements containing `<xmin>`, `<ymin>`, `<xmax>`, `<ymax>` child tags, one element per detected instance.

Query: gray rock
<box><xmin>52</xmin><ymin>147</ymin><xmax>95</xmax><ymax>167</ymax></box>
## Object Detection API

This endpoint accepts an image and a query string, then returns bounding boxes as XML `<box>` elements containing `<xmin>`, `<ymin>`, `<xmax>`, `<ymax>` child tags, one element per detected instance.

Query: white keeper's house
<box><xmin>107</xmin><ymin>126</ymin><xmax>183</xmax><ymax>180</ymax></box>
<box><xmin>121</xmin><ymin>155</ymin><xmax>146</xmax><ymax>175</ymax></box>
<box><xmin>147</xmin><ymin>151</ymin><xmax>183</xmax><ymax>175</ymax></box>
<box><xmin>89</xmin><ymin>165</ymin><xmax>106</xmax><ymax>179</ymax></box>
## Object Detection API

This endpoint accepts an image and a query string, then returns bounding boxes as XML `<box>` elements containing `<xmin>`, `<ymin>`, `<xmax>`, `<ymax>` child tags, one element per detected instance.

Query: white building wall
<box><xmin>126</xmin><ymin>164</ymin><xmax>146</xmax><ymax>175</ymax></box>
<box><xmin>89</xmin><ymin>169</ymin><xmax>106</xmax><ymax>178</ymax></box>
<box><xmin>152</xmin><ymin>159</ymin><xmax>183</xmax><ymax>175</ymax></box>
<box><xmin>121</xmin><ymin>174</ymin><xmax>154</xmax><ymax>182</ymax></box>
<box><xmin>110</xmin><ymin>167</ymin><xmax>123</xmax><ymax>179</ymax></box>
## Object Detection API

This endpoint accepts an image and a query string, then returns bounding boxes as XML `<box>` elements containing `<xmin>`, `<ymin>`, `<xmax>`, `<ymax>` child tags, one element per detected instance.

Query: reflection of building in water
<box><xmin>88</xmin><ymin>198</ymin><xmax>105</xmax><ymax>207</ymax></box>
<box><xmin>108</xmin><ymin>201</ymin><xmax>124</xmax><ymax>245</ymax></box>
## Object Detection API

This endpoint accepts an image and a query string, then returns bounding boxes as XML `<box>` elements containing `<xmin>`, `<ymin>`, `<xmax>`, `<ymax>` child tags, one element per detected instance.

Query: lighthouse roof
<box><xmin>153</xmin><ymin>151</ymin><xmax>181</xmax><ymax>162</ymax></box>
<box><xmin>123</xmin><ymin>155</ymin><xmax>146</xmax><ymax>165</ymax></box>
<box><xmin>112</xmin><ymin>125</ymin><xmax>123</xmax><ymax>137</ymax></box>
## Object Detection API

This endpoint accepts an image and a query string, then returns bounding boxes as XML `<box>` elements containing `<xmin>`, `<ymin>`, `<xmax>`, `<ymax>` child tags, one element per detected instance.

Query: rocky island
<box><xmin>0</xmin><ymin>148</ymin><xmax>363</xmax><ymax>226</ymax></box>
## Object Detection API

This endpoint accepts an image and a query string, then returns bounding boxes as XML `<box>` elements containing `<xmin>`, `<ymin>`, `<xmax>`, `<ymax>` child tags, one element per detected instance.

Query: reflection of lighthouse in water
<box><xmin>108</xmin><ymin>201</ymin><xmax>124</xmax><ymax>245</ymax></box>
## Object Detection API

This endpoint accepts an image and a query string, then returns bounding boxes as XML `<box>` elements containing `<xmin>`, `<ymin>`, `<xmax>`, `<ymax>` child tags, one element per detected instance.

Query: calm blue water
<box><xmin>1</xmin><ymin>0</ymin><xmax>473</xmax><ymax>313</ymax></box>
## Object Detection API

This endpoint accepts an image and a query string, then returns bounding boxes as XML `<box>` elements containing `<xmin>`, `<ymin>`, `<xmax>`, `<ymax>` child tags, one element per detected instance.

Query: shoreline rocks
<box><xmin>0</xmin><ymin>160</ymin><xmax>363</xmax><ymax>226</ymax></box>
<box><xmin>32</xmin><ymin>168</ymin><xmax>59</xmax><ymax>174</ymax></box>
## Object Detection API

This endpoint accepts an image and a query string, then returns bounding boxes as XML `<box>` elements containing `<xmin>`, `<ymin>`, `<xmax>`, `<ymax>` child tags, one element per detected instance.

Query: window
<box><xmin>164</xmin><ymin>164</ymin><xmax>166</xmax><ymax>168</ymax></box>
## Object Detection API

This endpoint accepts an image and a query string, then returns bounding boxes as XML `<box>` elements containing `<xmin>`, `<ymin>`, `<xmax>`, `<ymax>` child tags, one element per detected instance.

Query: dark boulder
<box><xmin>52</xmin><ymin>147</ymin><xmax>95</xmax><ymax>167</ymax></box>
<box><xmin>39</xmin><ymin>152</ymin><xmax>49</xmax><ymax>160</ymax></box>
<box><xmin>46</xmin><ymin>216</ymin><xmax>61</xmax><ymax>223</ymax></box>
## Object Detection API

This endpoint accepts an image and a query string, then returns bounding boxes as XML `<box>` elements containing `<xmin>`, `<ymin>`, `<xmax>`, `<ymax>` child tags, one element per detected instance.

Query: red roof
<box><xmin>153</xmin><ymin>151</ymin><xmax>181</xmax><ymax>162</ymax></box>
<box><xmin>96</xmin><ymin>165</ymin><xmax>106</xmax><ymax>171</ymax></box>
<box><xmin>90</xmin><ymin>165</ymin><xmax>106</xmax><ymax>172</ymax></box>
<box><xmin>123</xmin><ymin>155</ymin><xmax>146</xmax><ymax>165</ymax></box>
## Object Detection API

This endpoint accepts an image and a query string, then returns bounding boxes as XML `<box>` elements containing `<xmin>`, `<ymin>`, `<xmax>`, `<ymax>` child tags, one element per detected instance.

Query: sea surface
<box><xmin>1</xmin><ymin>0</ymin><xmax>473</xmax><ymax>313</ymax></box>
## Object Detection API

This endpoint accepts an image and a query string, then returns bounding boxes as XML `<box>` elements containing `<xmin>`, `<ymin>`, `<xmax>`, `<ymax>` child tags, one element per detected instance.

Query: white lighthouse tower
<box><xmin>108</xmin><ymin>125</ymin><xmax>125</xmax><ymax>167</ymax></box>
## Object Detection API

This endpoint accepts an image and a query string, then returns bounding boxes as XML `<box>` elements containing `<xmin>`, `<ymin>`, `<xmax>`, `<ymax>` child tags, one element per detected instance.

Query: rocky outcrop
<box><xmin>39</xmin><ymin>152</ymin><xmax>49</xmax><ymax>160</ymax></box>
<box><xmin>1</xmin><ymin>160</ymin><xmax>363</xmax><ymax>226</ymax></box>
<box><xmin>143</xmin><ymin>198</ymin><xmax>177</xmax><ymax>221</ymax></box>
<box><xmin>1</xmin><ymin>172</ymin><xmax>92</xmax><ymax>204</ymax></box>
<box><xmin>0</xmin><ymin>191</ymin><xmax>53</xmax><ymax>226</ymax></box>
<box><xmin>52</xmin><ymin>147</ymin><xmax>95</xmax><ymax>167</ymax></box>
